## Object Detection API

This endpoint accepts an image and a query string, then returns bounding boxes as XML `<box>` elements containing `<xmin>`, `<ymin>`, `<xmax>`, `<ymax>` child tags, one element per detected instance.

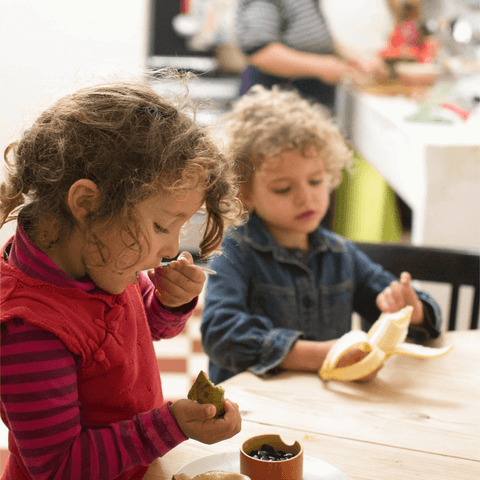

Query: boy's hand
<box><xmin>336</xmin><ymin>347</ymin><xmax>382</xmax><ymax>382</ymax></box>
<box><xmin>170</xmin><ymin>398</ymin><xmax>242</xmax><ymax>444</ymax></box>
<box><xmin>149</xmin><ymin>252</ymin><xmax>206</xmax><ymax>308</ymax></box>
<box><xmin>376</xmin><ymin>272</ymin><xmax>424</xmax><ymax>324</ymax></box>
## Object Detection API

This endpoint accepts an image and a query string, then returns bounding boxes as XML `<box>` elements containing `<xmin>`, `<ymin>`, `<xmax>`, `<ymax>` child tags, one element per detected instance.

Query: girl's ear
<box><xmin>67</xmin><ymin>179</ymin><xmax>101</xmax><ymax>222</ymax></box>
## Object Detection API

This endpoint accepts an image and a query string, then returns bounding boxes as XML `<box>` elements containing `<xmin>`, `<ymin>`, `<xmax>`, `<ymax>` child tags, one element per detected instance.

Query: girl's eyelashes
<box><xmin>310</xmin><ymin>178</ymin><xmax>323</xmax><ymax>186</ymax></box>
<box><xmin>153</xmin><ymin>223</ymin><xmax>168</xmax><ymax>234</ymax></box>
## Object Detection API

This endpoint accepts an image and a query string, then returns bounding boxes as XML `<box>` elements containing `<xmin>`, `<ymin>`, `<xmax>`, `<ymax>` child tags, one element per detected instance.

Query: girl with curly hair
<box><xmin>0</xmin><ymin>73</ymin><xmax>243</xmax><ymax>480</ymax></box>
<box><xmin>201</xmin><ymin>85</ymin><xmax>441</xmax><ymax>385</ymax></box>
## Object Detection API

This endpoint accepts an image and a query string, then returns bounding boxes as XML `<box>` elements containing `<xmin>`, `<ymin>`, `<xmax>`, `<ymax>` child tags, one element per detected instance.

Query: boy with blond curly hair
<box><xmin>201</xmin><ymin>85</ymin><xmax>441</xmax><ymax>384</ymax></box>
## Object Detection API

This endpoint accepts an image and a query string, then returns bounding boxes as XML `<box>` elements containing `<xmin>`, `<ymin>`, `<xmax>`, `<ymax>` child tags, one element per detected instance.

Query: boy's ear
<box><xmin>238</xmin><ymin>184</ymin><xmax>255</xmax><ymax>210</ymax></box>
<box><xmin>67</xmin><ymin>179</ymin><xmax>101</xmax><ymax>221</ymax></box>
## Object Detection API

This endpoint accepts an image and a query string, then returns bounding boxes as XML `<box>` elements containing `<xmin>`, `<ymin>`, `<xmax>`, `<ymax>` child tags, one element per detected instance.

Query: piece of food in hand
<box><xmin>187</xmin><ymin>370</ymin><xmax>225</xmax><ymax>417</ymax></box>
<box><xmin>173</xmin><ymin>471</ymin><xmax>250</xmax><ymax>480</ymax></box>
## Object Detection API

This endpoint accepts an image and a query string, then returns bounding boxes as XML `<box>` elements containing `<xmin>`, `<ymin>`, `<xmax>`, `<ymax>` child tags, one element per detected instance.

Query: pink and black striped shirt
<box><xmin>0</xmin><ymin>225</ymin><xmax>192</xmax><ymax>480</ymax></box>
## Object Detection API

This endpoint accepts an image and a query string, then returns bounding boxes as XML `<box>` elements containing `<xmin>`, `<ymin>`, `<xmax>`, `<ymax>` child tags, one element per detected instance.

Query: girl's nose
<box><xmin>158</xmin><ymin>235</ymin><xmax>180</xmax><ymax>261</ymax></box>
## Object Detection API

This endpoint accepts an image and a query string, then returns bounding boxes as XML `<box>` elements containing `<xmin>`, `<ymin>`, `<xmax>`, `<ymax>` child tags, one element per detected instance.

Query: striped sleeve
<box><xmin>237</xmin><ymin>0</ymin><xmax>283</xmax><ymax>54</ymax></box>
<box><xmin>236</xmin><ymin>0</ymin><xmax>334</xmax><ymax>55</ymax></box>
<box><xmin>0</xmin><ymin>319</ymin><xmax>187</xmax><ymax>480</ymax></box>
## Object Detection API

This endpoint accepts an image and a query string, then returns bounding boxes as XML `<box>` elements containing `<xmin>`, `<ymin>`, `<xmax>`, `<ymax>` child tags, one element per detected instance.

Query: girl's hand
<box><xmin>149</xmin><ymin>252</ymin><xmax>206</xmax><ymax>308</ymax></box>
<box><xmin>376</xmin><ymin>272</ymin><xmax>424</xmax><ymax>324</ymax></box>
<box><xmin>170</xmin><ymin>398</ymin><xmax>242</xmax><ymax>444</ymax></box>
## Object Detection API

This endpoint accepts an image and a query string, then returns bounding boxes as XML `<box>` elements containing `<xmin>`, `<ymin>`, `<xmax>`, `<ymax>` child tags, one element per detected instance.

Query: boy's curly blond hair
<box><xmin>0</xmin><ymin>71</ymin><xmax>243</xmax><ymax>263</ymax></box>
<box><xmin>223</xmin><ymin>85</ymin><xmax>352</xmax><ymax>192</ymax></box>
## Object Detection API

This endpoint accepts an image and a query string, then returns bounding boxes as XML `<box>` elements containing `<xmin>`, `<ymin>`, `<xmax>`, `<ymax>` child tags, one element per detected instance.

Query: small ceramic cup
<box><xmin>240</xmin><ymin>434</ymin><xmax>303</xmax><ymax>480</ymax></box>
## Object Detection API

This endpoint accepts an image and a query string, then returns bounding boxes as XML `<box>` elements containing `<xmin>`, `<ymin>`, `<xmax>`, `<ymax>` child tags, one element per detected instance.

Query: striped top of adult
<box><xmin>237</xmin><ymin>0</ymin><xmax>335</xmax><ymax>55</ymax></box>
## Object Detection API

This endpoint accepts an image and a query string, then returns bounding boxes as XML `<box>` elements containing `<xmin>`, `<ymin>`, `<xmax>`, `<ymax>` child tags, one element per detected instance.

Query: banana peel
<box><xmin>320</xmin><ymin>306</ymin><xmax>453</xmax><ymax>381</ymax></box>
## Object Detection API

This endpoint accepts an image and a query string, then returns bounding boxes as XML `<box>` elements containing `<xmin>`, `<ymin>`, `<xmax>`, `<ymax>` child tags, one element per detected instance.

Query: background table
<box><xmin>145</xmin><ymin>330</ymin><xmax>480</xmax><ymax>480</ymax></box>
<box><xmin>335</xmin><ymin>85</ymin><xmax>480</xmax><ymax>251</ymax></box>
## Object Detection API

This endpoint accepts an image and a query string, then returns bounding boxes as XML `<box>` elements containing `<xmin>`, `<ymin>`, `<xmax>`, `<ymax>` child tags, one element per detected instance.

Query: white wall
<box><xmin>0</xmin><ymin>0</ymin><xmax>151</xmax><ymax>246</ymax></box>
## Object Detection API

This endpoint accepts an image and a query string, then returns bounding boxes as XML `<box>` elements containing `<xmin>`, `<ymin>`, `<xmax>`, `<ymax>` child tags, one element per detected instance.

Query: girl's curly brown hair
<box><xmin>223</xmin><ymin>85</ymin><xmax>353</xmax><ymax>193</ymax></box>
<box><xmin>0</xmin><ymin>71</ymin><xmax>242</xmax><ymax>264</ymax></box>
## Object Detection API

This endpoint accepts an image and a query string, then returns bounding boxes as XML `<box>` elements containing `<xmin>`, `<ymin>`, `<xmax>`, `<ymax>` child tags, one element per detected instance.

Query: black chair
<box><xmin>354</xmin><ymin>242</ymin><xmax>480</xmax><ymax>331</ymax></box>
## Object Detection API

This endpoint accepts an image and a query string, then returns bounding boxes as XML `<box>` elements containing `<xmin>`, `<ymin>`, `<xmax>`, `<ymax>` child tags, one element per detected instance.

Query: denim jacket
<box><xmin>201</xmin><ymin>213</ymin><xmax>441</xmax><ymax>384</ymax></box>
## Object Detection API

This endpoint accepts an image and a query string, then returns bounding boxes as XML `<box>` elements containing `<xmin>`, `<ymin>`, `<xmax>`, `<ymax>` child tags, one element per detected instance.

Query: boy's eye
<box><xmin>273</xmin><ymin>187</ymin><xmax>291</xmax><ymax>195</ymax></box>
<box><xmin>154</xmin><ymin>223</ymin><xmax>168</xmax><ymax>234</ymax></box>
<box><xmin>310</xmin><ymin>179</ymin><xmax>323</xmax><ymax>186</ymax></box>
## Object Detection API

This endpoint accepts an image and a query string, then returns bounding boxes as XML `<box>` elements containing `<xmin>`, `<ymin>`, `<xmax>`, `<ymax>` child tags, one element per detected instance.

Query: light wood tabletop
<box><xmin>144</xmin><ymin>330</ymin><xmax>480</xmax><ymax>480</ymax></box>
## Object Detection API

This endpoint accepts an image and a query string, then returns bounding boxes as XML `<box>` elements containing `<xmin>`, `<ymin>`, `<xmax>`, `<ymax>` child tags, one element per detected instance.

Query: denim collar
<box><xmin>237</xmin><ymin>212</ymin><xmax>345</xmax><ymax>265</ymax></box>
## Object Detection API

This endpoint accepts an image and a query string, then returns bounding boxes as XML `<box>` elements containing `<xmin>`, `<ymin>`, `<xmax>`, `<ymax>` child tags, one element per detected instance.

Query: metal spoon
<box><xmin>159</xmin><ymin>262</ymin><xmax>216</xmax><ymax>275</ymax></box>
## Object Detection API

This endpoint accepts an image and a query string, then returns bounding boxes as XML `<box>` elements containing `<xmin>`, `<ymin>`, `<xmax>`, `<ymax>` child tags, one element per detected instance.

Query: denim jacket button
<box><xmin>302</xmin><ymin>296</ymin><xmax>312</xmax><ymax>308</ymax></box>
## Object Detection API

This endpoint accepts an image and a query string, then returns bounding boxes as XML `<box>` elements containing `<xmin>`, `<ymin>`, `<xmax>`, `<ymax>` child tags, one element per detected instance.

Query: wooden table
<box><xmin>145</xmin><ymin>330</ymin><xmax>480</xmax><ymax>479</ymax></box>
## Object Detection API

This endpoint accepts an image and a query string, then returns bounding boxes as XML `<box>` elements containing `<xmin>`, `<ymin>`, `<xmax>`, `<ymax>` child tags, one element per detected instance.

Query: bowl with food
<box><xmin>240</xmin><ymin>434</ymin><xmax>303</xmax><ymax>480</ymax></box>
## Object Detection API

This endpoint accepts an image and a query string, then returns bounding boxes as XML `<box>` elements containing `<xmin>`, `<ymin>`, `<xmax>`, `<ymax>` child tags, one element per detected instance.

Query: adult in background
<box><xmin>236</xmin><ymin>0</ymin><xmax>387</xmax><ymax>110</ymax></box>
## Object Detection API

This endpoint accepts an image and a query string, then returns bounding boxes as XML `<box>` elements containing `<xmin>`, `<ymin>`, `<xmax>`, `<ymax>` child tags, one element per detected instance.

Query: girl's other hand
<box><xmin>149</xmin><ymin>252</ymin><xmax>206</xmax><ymax>308</ymax></box>
<box><xmin>376</xmin><ymin>272</ymin><xmax>424</xmax><ymax>324</ymax></box>
<box><xmin>170</xmin><ymin>398</ymin><xmax>242</xmax><ymax>444</ymax></box>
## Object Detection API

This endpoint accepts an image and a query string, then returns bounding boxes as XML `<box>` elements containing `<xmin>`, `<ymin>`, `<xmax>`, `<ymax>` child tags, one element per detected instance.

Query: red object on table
<box><xmin>180</xmin><ymin>0</ymin><xmax>190</xmax><ymax>14</ymax></box>
<box><xmin>381</xmin><ymin>20</ymin><xmax>436</xmax><ymax>63</ymax></box>
<box><xmin>441</xmin><ymin>103</ymin><xmax>471</xmax><ymax>121</ymax></box>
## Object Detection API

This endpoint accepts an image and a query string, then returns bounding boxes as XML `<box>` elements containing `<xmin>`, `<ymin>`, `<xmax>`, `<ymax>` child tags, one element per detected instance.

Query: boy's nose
<box><xmin>294</xmin><ymin>186</ymin><xmax>309</xmax><ymax>206</ymax></box>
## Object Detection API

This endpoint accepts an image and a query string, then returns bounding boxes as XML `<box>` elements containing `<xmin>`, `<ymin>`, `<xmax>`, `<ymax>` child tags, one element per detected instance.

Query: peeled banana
<box><xmin>319</xmin><ymin>306</ymin><xmax>452</xmax><ymax>381</ymax></box>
